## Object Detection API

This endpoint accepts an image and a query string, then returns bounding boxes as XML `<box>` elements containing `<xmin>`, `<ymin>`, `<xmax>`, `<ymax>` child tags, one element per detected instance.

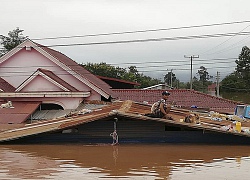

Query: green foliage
<box><xmin>236</xmin><ymin>46</ymin><xmax>250</xmax><ymax>81</ymax></box>
<box><xmin>221</xmin><ymin>72</ymin><xmax>248</xmax><ymax>92</ymax></box>
<box><xmin>197</xmin><ymin>66</ymin><xmax>212</xmax><ymax>82</ymax></box>
<box><xmin>192</xmin><ymin>76</ymin><xmax>203</xmax><ymax>91</ymax></box>
<box><xmin>164</xmin><ymin>71</ymin><xmax>177</xmax><ymax>88</ymax></box>
<box><xmin>82</xmin><ymin>62</ymin><xmax>127</xmax><ymax>78</ymax></box>
<box><xmin>136</xmin><ymin>74</ymin><xmax>161</xmax><ymax>88</ymax></box>
<box><xmin>221</xmin><ymin>46</ymin><xmax>250</xmax><ymax>92</ymax></box>
<box><xmin>183</xmin><ymin>66</ymin><xmax>213</xmax><ymax>92</ymax></box>
<box><xmin>0</xmin><ymin>27</ymin><xmax>27</xmax><ymax>56</ymax></box>
<box><xmin>178</xmin><ymin>81</ymin><xmax>189</xmax><ymax>89</ymax></box>
<box><xmin>195</xmin><ymin>66</ymin><xmax>213</xmax><ymax>92</ymax></box>
<box><xmin>82</xmin><ymin>62</ymin><xmax>161</xmax><ymax>88</ymax></box>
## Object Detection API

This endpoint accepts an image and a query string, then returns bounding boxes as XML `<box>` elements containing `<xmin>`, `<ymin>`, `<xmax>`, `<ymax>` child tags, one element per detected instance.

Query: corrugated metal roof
<box><xmin>31</xmin><ymin>110</ymin><xmax>72</xmax><ymax>120</ymax></box>
<box><xmin>0</xmin><ymin>102</ymin><xmax>122</xmax><ymax>142</ymax></box>
<box><xmin>31</xmin><ymin>104</ymin><xmax>107</xmax><ymax>120</ymax></box>
<box><xmin>0</xmin><ymin>114</ymin><xmax>30</xmax><ymax>124</ymax></box>
<box><xmin>0</xmin><ymin>101</ymin><xmax>41</xmax><ymax>124</ymax></box>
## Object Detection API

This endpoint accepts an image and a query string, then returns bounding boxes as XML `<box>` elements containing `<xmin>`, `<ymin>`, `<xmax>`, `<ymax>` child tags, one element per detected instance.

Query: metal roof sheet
<box><xmin>0</xmin><ymin>101</ymin><xmax>41</xmax><ymax>124</ymax></box>
<box><xmin>0</xmin><ymin>114</ymin><xmax>30</xmax><ymax>124</ymax></box>
<box><xmin>0</xmin><ymin>77</ymin><xmax>15</xmax><ymax>92</ymax></box>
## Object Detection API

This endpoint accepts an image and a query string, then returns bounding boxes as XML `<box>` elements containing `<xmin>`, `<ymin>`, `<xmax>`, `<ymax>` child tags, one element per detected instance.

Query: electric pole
<box><xmin>216</xmin><ymin>71</ymin><xmax>220</xmax><ymax>97</ymax></box>
<box><xmin>184</xmin><ymin>55</ymin><xmax>199</xmax><ymax>89</ymax></box>
<box><xmin>165</xmin><ymin>69</ymin><xmax>174</xmax><ymax>88</ymax></box>
<box><xmin>170</xmin><ymin>69</ymin><xmax>173</xmax><ymax>89</ymax></box>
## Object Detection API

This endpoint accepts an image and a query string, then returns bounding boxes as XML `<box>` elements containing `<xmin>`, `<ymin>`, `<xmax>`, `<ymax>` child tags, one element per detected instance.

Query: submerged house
<box><xmin>0</xmin><ymin>39</ymin><xmax>250</xmax><ymax>145</ymax></box>
<box><xmin>0</xmin><ymin>39</ymin><xmax>115</xmax><ymax>124</ymax></box>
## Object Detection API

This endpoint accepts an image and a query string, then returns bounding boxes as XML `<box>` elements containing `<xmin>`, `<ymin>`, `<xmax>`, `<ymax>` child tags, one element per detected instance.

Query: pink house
<box><xmin>0</xmin><ymin>39</ymin><xmax>115</xmax><ymax>110</ymax></box>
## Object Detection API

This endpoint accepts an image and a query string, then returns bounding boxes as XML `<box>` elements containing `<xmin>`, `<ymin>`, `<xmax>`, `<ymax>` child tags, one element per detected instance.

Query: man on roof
<box><xmin>148</xmin><ymin>91</ymin><xmax>173</xmax><ymax>120</ymax></box>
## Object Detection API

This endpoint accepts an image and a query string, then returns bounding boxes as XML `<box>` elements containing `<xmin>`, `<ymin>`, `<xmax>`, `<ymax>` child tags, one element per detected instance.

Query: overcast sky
<box><xmin>2</xmin><ymin>0</ymin><xmax>250</xmax><ymax>82</ymax></box>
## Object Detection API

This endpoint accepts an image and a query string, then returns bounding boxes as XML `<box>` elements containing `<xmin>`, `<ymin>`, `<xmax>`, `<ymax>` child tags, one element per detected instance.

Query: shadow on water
<box><xmin>0</xmin><ymin>144</ymin><xmax>250</xmax><ymax>179</ymax></box>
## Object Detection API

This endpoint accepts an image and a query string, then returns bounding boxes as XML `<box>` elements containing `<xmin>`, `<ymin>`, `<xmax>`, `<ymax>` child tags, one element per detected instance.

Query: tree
<box><xmin>0</xmin><ymin>27</ymin><xmax>27</xmax><ymax>56</ymax></box>
<box><xmin>236</xmin><ymin>46</ymin><xmax>250</xmax><ymax>82</ymax></box>
<box><xmin>178</xmin><ymin>81</ymin><xmax>188</xmax><ymax>89</ymax></box>
<box><xmin>82</xmin><ymin>62</ymin><xmax>127</xmax><ymax>79</ymax></box>
<box><xmin>82</xmin><ymin>62</ymin><xmax>161</xmax><ymax>88</ymax></box>
<box><xmin>220</xmin><ymin>72</ymin><xmax>246</xmax><ymax>92</ymax></box>
<box><xmin>164</xmin><ymin>71</ymin><xmax>177</xmax><ymax>88</ymax></box>
<box><xmin>220</xmin><ymin>46</ymin><xmax>250</xmax><ymax>92</ymax></box>
<box><xmin>192</xmin><ymin>76</ymin><xmax>203</xmax><ymax>91</ymax></box>
<box><xmin>196</xmin><ymin>66</ymin><xmax>213</xmax><ymax>92</ymax></box>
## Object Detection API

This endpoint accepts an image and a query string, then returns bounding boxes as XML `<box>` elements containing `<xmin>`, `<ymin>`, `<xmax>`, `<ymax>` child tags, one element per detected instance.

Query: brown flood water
<box><xmin>0</xmin><ymin>144</ymin><xmax>249</xmax><ymax>180</ymax></box>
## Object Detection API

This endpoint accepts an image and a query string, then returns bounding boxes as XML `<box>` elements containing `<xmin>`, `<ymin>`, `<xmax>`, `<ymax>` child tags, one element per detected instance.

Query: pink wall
<box><xmin>0</xmin><ymin>46</ymin><xmax>102</xmax><ymax>109</ymax></box>
<box><xmin>86</xmin><ymin>90</ymin><xmax>101</xmax><ymax>101</ymax></box>
<box><xmin>21</xmin><ymin>75</ymin><xmax>63</xmax><ymax>92</ymax></box>
<box><xmin>0</xmin><ymin>48</ymin><xmax>91</xmax><ymax>92</ymax></box>
<box><xmin>9</xmin><ymin>97</ymin><xmax>84</xmax><ymax>109</ymax></box>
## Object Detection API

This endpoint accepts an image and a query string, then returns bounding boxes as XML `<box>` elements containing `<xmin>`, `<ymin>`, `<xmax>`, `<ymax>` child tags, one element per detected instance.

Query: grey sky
<box><xmin>1</xmin><ymin>0</ymin><xmax>250</xmax><ymax>82</ymax></box>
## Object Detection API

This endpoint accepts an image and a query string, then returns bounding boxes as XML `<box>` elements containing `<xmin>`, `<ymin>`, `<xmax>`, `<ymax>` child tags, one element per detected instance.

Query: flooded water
<box><xmin>0</xmin><ymin>144</ymin><xmax>249</xmax><ymax>180</ymax></box>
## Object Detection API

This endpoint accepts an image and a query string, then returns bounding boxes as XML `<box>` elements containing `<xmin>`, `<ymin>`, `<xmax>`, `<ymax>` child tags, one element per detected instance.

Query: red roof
<box><xmin>113</xmin><ymin>89</ymin><xmax>242</xmax><ymax>113</ymax></box>
<box><xmin>35</xmin><ymin>43</ymin><xmax>115</xmax><ymax>98</ymax></box>
<box><xmin>0</xmin><ymin>77</ymin><xmax>15</xmax><ymax>92</ymax></box>
<box><xmin>0</xmin><ymin>101</ymin><xmax>41</xmax><ymax>124</ymax></box>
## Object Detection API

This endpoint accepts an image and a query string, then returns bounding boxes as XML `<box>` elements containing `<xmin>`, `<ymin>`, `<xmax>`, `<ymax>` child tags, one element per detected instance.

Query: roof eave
<box><xmin>0</xmin><ymin>91</ymin><xmax>90</xmax><ymax>98</ymax></box>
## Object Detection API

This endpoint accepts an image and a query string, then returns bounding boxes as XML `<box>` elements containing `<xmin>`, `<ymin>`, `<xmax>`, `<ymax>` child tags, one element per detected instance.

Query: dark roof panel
<box><xmin>0</xmin><ymin>101</ymin><xmax>41</xmax><ymax>124</ymax></box>
<box><xmin>96</xmin><ymin>75</ymin><xmax>140</xmax><ymax>86</ymax></box>
<box><xmin>0</xmin><ymin>77</ymin><xmax>15</xmax><ymax>92</ymax></box>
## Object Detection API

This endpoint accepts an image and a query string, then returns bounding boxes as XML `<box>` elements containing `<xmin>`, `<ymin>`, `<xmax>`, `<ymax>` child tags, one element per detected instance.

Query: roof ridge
<box><xmin>37</xmin><ymin>68</ymin><xmax>79</xmax><ymax>92</ymax></box>
<box><xmin>32</xmin><ymin>41</ymin><xmax>114</xmax><ymax>98</ymax></box>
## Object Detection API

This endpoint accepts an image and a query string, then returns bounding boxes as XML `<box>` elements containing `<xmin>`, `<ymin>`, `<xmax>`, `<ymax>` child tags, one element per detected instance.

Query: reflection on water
<box><xmin>0</xmin><ymin>144</ymin><xmax>249</xmax><ymax>179</ymax></box>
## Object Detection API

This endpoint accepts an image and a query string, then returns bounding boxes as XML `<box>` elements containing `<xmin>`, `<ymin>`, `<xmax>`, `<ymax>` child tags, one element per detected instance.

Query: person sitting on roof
<box><xmin>146</xmin><ymin>91</ymin><xmax>173</xmax><ymax>120</ymax></box>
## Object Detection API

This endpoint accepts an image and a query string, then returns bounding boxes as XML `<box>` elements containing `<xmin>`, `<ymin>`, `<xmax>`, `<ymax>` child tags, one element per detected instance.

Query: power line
<box><xmin>32</xmin><ymin>31</ymin><xmax>250</xmax><ymax>48</ymax></box>
<box><xmin>1</xmin><ymin>63</ymin><xmax>236</xmax><ymax>77</ymax></box>
<box><xmin>109</xmin><ymin>57</ymin><xmax>237</xmax><ymax>65</ymax></box>
<box><xmin>0</xmin><ymin>57</ymin><xmax>238</xmax><ymax>73</ymax></box>
<box><xmin>32</xmin><ymin>20</ymin><xmax>250</xmax><ymax>40</ymax></box>
<box><xmin>204</xmin><ymin>38</ymin><xmax>250</xmax><ymax>56</ymax></box>
<box><xmin>0</xmin><ymin>60</ymin><xmax>237</xmax><ymax>71</ymax></box>
<box><xmin>200</xmin><ymin>24</ymin><xmax>250</xmax><ymax>55</ymax></box>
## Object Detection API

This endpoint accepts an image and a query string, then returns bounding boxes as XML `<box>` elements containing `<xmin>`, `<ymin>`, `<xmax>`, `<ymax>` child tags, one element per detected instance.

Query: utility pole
<box><xmin>184</xmin><ymin>55</ymin><xmax>199</xmax><ymax>89</ymax></box>
<box><xmin>170</xmin><ymin>69</ymin><xmax>173</xmax><ymax>89</ymax></box>
<box><xmin>216</xmin><ymin>71</ymin><xmax>220</xmax><ymax>97</ymax></box>
<box><xmin>165</xmin><ymin>69</ymin><xmax>173</xmax><ymax>88</ymax></box>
